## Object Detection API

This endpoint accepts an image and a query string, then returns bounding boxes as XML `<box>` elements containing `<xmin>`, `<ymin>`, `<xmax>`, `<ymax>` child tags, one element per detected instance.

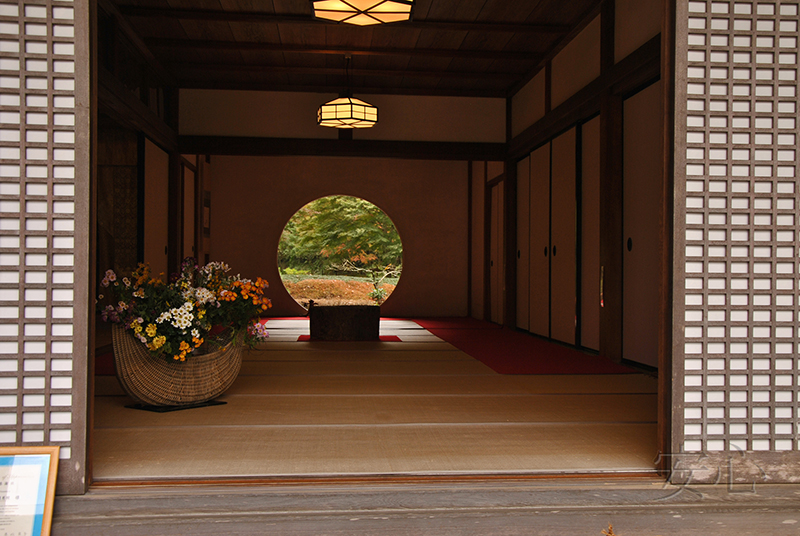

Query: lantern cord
<box><xmin>344</xmin><ymin>54</ymin><xmax>352</xmax><ymax>98</ymax></box>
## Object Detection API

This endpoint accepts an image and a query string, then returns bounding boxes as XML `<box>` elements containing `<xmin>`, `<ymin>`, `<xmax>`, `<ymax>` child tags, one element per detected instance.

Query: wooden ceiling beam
<box><xmin>118</xmin><ymin>6</ymin><xmax>570</xmax><ymax>34</ymax></box>
<box><xmin>176</xmin><ymin>79</ymin><xmax>508</xmax><ymax>98</ymax></box>
<box><xmin>171</xmin><ymin>62</ymin><xmax>521</xmax><ymax>81</ymax></box>
<box><xmin>145</xmin><ymin>38</ymin><xmax>541</xmax><ymax>61</ymax></box>
<box><xmin>179</xmin><ymin>136</ymin><xmax>507</xmax><ymax>161</ymax></box>
<box><xmin>98</xmin><ymin>0</ymin><xmax>175</xmax><ymax>86</ymax></box>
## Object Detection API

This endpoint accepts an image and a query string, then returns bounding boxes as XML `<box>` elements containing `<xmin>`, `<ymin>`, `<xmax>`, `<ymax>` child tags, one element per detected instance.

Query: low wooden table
<box><xmin>308</xmin><ymin>305</ymin><xmax>380</xmax><ymax>341</ymax></box>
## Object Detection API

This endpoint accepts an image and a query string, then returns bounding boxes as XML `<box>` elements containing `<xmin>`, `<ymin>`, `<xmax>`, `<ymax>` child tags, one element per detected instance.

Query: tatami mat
<box><xmin>93</xmin><ymin>423</ymin><xmax>657</xmax><ymax>479</ymax></box>
<box><xmin>94</xmin><ymin>393</ymin><xmax>657</xmax><ymax>428</ymax></box>
<box><xmin>93</xmin><ymin>319</ymin><xmax>659</xmax><ymax>481</ymax></box>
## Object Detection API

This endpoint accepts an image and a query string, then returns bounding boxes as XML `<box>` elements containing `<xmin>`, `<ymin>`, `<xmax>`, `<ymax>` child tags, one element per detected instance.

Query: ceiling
<box><xmin>106</xmin><ymin>0</ymin><xmax>603</xmax><ymax>98</ymax></box>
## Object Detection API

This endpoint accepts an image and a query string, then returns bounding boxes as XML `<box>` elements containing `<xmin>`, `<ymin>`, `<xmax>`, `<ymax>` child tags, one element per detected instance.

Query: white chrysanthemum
<box><xmin>201</xmin><ymin>261</ymin><xmax>230</xmax><ymax>275</ymax></box>
<box><xmin>194</xmin><ymin>287</ymin><xmax>216</xmax><ymax>304</ymax></box>
<box><xmin>171</xmin><ymin>316</ymin><xmax>191</xmax><ymax>329</ymax></box>
<box><xmin>168</xmin><ymin>305</ymin><xmax>194</xmax><ymax>329</ymax></box>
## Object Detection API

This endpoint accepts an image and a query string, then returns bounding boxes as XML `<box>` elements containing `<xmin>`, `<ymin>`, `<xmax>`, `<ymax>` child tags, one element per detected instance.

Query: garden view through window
<box><xmin>278</xmin><ymin>195</ymin><xmax>403</xmax><ymax>308</ymax></box>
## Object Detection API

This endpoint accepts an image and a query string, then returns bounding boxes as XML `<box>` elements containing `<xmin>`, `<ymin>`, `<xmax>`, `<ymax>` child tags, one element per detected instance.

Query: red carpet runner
<box><xmin>297</xmin><ymin>335</ymin><xmax>401</xmax><ymax>342</ymax></box>
<box><xmin>97</xmin><ymin>317</ymin><xmax>637</xmax><ymax>376</ymax></box>
<box><xmin>414</xmin><ymin>317</ymin><xmax>637</xmax><ymax>375</ymax></box>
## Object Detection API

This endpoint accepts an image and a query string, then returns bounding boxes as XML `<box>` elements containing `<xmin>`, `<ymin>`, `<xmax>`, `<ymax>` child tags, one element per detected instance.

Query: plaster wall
<box><xmin>179</xmin><ymin>90</ymin><xmax>339</xmax><ymax>139</ymax></box>
<box><xmin>209</xmin><ymin>155</ymin><xmax>470</xmax><ymax>317</ymax></box>
<box><xmin>180</xmin><ymin>90</ymin><xmax>505</xmax><ymax>143</ymax></box>
<box><xmin>551</xmin><ymin>16</ymin><xmax>601</xmax><ymax>108</ymax></box>
<box><xmin>511</xmin><ymin>70</ymin><xmax>546</xmax><ymax>138</ymax></box>
<box><xmin>143</xmin><ymin>139</ymin><xmax>169</xmax><ymax>277</ymax></box>
<box><xmin>353</xmin><ymin>94</ymin><xmax>506</xmax><ymax>143</ymax></box>
<box><xmin>615</xmin><ymin>0</ymin><xmax>662</xmax><ymax>62</ymax></box>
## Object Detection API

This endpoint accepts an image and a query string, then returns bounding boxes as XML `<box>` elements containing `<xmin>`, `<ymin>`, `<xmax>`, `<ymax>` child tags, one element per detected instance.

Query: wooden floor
<box><xmin>92</xmin><ymin>320</ymin><xmax>659</xmax><ymax>482</ymax></box>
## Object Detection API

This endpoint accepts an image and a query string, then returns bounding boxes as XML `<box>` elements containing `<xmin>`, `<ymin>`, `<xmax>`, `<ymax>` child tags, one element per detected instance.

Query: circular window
<box><xmin>278</xmin><ymin>195</ymin><xmax>403</xmax><ymax>308</ymax></box>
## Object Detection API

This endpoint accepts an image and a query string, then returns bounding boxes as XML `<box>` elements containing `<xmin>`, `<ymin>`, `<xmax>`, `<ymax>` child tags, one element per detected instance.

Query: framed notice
<box><xmin>0</xmin><ymin>447</ymin><xmax>59</xmax><ymax>536</ymax></box>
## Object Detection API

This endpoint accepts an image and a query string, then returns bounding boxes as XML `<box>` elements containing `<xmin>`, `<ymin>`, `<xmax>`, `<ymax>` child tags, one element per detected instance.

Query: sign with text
<box><xmin>0</xmin><ymin>447</ymin><xmax>59</xmax><ymax>536</ymax></box>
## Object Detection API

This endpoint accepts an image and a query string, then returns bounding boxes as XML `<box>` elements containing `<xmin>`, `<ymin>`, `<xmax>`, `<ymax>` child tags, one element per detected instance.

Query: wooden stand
<box><xmin>309</xmin><ymin>305</ymin><xmax>380</xmax><ymax>341</ymax></box>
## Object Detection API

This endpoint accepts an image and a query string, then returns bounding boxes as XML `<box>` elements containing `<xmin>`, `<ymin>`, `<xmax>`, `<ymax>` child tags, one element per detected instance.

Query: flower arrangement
<box><xmin>100</xmin><ymin>258</ymin><xmax>271</xmax><ymax>361</ymax></box>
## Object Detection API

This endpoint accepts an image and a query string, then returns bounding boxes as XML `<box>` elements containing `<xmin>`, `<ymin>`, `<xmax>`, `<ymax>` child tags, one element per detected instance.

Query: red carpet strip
<box><xmin>297</xmin><ymin>335</ymin><xmax>401</xmax><ymax>342</ymax></box>
<box><xmin>414</xmin><ymin>317</ymin><xmax>637</xmax><ymax>375</ymax></box>
<box><xmin>97</xmin><ymin>317</ymin><xmax>637</xmax><ymax>376</ymax></box>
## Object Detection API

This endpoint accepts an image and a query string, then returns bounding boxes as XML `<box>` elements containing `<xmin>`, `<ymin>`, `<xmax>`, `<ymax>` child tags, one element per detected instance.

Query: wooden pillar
<box><xmin>194</xmin><ymin>156</ymin><xmax>205</xmax><ymax>264</ymax></box>
<box><xmin>504</xmin><ymin>159</ymin><xmax>517</xmax><ymax>328</ymax></box>
<box><xmin>599</xmin><ymin>0</ymin><xmax>623</xmax><ymax>363</ymax></box>
<box><xmin>599</xmin><ymin>93</ymin><xmax>623</xmax><ymax>363</ymax></box>
<box><xmin>659</xmin><ymin>0</ymin><xmax>676</xmax><ymax>474</ymax></box>
<box><xmin>482</xmin><ymin>163</ymin><xmax>492</xmax><ymax>322</ymax></box>
<box><xmin>167</xmin><ymin>153</ymin><xmax>182</xmax><ymax>277</ymax></box>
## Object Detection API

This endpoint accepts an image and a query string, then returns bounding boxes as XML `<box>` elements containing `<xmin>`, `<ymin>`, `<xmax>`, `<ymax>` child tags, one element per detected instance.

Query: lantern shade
<box><xmin>312</xmin><ymin>0</ymin><xmax>413</xmax><ymax>26</ymax></box>
<box><xmin>317</xmin><ymin>96</ymin><xmax>378</xmax><ymax>128</ymax></box>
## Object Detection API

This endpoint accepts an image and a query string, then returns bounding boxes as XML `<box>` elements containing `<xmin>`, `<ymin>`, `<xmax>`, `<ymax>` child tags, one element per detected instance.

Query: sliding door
<box><xmin>550</xmin><ymin>128</ymin><xmax>577</xmax><ymax>345</ymax></box>
<box><xmin>516</xmin><ymin>156</ymin><xmax>531</xmax><ymax>330</ymax></box>
<box><xmin>581</xmin><ymin>117</ymin><xmax>601</xmax><ymax>350</ymax></box>
<box><xmin>529</xmin><ymin>144</ymin><xmax>551</xmax><ymax>337</ymax></box>
<box><xmin>490</xmin><ymin>182</ymin><xmax>505</xmax><ymax>324</ymax></box>
<box><xmin>622</xmin><ymin>81</ymin><xmax>662</xmax><ymax>367</ymax></box>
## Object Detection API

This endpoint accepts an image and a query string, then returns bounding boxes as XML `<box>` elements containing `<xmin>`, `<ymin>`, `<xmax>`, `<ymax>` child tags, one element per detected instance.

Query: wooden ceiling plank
<box><xmin>109</xmin><ymin>0</ymin><xmax>596</xmax><ymax>98</ymax></box>
<box><xmin>323</xmin><ymin>21</ymin><xmax>374</xmax><ymax>73</ymax></box>
<box><xmin>271</xmin><ymin>0</ymin><xmax>309</xmax><ymax>16</ymax></box>
<box><xmin>424</xmin><ymin>0</ymin><xmax>472</xmax><ymax>19</ymax></box>
<box><xmin>99</xmin><ymin>0</ymin><xmax>176</xmax><ymax>85</ymax></box>
<box><xmin>117</xmin><ymin>6</ymin><xmax>571</xmax><ymax>33</ymax></box>
<box><xmin>525</xmin><ymin>0</ymin><xmax>600</xmax><ymax>25</ymax></box>
<box><xmin>218</xmin><ymin>0</ymin><xmax>277</xmax><ymax>13</ymax></box>
<box><xmin>170</xmin><ymin>62</ymin><xmax>520</xmax><ymax>81</ymax></box>
<box><xmin>222</xmin><ymin>0</ymin><xmax>282</xmax><ymax>67</ymax></box>
<box><xmin>144</xmin><ymin>37</ymin><xmax>540</xmax><ymax>61</ymax></box>
<box><xmin>474</xmin><ymin>0</ymin><xmax>540</xmax><ymax>23</ymax></box>
<box><xmin>405</xmin><ymin>27</ymin><xmax>469</xmax><ymax>74</ymax></box>
<box><xmin>175</xmin><ymin>77</ymin><xmax>506</xmax><ymax>97</ymax></box>
<box><xmin>364</xmin><ymin>18</ymin><xmax>420</xmax><ymax>71</ymax></box>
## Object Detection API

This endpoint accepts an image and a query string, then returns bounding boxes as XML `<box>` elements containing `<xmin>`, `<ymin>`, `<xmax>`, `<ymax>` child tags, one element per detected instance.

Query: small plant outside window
<box><xmin>278</xmin><ymin>195</ymin><xmax>402</xmax><ymax>307</ymax></box>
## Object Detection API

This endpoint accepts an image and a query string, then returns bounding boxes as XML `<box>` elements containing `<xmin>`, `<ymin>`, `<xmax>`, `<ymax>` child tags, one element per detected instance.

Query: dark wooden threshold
<box><xmin>90</xmin><ymin>471</ymin><xmax>662</xmax><ymax>489</ymax></box>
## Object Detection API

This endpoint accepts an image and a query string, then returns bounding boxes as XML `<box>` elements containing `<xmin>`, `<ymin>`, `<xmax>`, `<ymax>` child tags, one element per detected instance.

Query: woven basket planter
<box><xmin>111</xmin><ymin>324</ymin><xmax>244</xmax><ymax>406</ymax></box>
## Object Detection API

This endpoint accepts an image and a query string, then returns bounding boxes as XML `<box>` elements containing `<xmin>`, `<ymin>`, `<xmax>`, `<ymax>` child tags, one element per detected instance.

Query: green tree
<box><xmin>279</xmin><ymin>196</ymin><xmax>402</xmax><ymax>276</ymax></box>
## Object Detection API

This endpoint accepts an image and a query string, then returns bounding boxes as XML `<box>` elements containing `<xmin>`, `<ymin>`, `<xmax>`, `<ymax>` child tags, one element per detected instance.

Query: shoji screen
<box><xmin>0</xmin><ymin>0</ymin><xmax>88</xmax><ymax>493</ymax></box>
<box><xmin>675</xmin><ymin>0</ymin><xmax>800</xmax><ymax>479</ymax></box>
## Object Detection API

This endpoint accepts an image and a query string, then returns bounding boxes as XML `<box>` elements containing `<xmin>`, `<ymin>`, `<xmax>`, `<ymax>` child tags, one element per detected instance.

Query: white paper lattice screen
<box><xmin>0</xmin><ymin>0</ymin><xmax>78</xmax><ymax>466</ymax></box>
<box><xmin>679</xmin><ymin>0</ymin><xmax>800</xmax><ymax>456</ymax></box>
